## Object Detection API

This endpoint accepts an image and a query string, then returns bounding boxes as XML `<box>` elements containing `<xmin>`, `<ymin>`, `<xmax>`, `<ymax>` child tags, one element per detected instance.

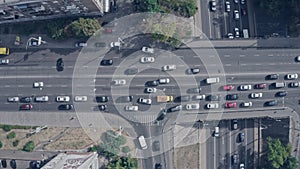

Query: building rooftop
<box><xmin>41</xmin><ymin>152</ymin><xmax>99</xmax><ymax>169</ymax></box>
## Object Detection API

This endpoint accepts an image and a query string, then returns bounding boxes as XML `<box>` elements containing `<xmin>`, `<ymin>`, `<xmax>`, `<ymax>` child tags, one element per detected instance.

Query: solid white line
<box><xmin>213</xmin><ymin>137</ymin><xmax>216</xmax><ymax>169</ymax></box>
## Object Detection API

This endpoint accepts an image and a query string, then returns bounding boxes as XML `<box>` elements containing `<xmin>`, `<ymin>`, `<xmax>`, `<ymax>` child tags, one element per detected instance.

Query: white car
<box><xmin>287</xmin><ymin>73</ymin><xmax>298</xmax><ymax>80</ymax></box>
<box><xmin>75</xmin><ymin>42</ymin><xmax>87</xmax><ymax>47</ymax></box>
<box><xmin>140</xmin><ymin>57</ymin><xmax>155</xmax><ymax>63</ymax></box>
<box><xmin>295</xmin><ymin>56</ymin><xmax>300</xmax><ymax>62</ymax></box>
<box><xmin>240</xmin><ymin>163</ymin><xmax>245</xmax><ymax>169</ymax></box>
<box><xmin>240</xmin><ymin>84</ymin><xmax>251</xmax><ymax>90</ymax></box>
<box><xmin>234</xmin><ymin>10</ymin><xmax>240</xmax><ymax>20</ymax></box>
<box><xmin>7</xmin><ymin>96</ymin><xmax>19</xmax><ymax>102</ymax></box>
<box><xmin>0</xmin><ymin>59</ymin><xmax>9</xmax><ymax>64</ymax></box>
<box><xmin>138</xmin><ymin>98</ymin><xmax>152</xmax><ymax>105</ymax></box>
<box><xmin>228</xmin><ymin>33</ymin><xmax>234</xmax><ymax>39</ymax></box>
<box><xmin>250</xmin><ymin>93</ymin><xmax>263</xmax><ymax>99</ymax></box>
<box><xmin>146</xmin><ymin>87</ymin><xmax>157</xmax><ymax>93</ymax></box>
<box><xmin>125</xmin><ymin>105</ymin><xmax>138</xmax><ymax>111</ymax></box>
<box><xmin>186</xmin><ymin>103</ymin><xmax>200</xmax><ymax>110</ymax></box>
<box><xmin>194</xmin><ymin>95</ymin><xmax>205</xmax><ymax>100</ymax></box>
<box><xmin>162</xmin><ymin>65</ymin><xmax>176</xmax><ymax>71</ymax></box>
<box><xmin>110</xmin><ymin>42</ymin><xmax>120</xmax><ymax>47</ymax></box>
<box><xmin>56</xmin><ymin>96</ymin><xmax>70</xmax><ymax>102</ymax></box>
<box><xmin>242</xmin><ymin>102</ymin><xmax>252</xmax><ymax>107</ymax></box>
<box><xmin>35</xmin><ymin>96</ymin><xmax>49</xmax><ymax>102</ymax></box>
<box><xmin>206</xmin><ymin>103</ymin><xmax>219</xmax><ymax>109</ymax></box>
<box><xmin>234</xmin><ymin>27</ymin><xmax>240</xmax><ymax>38</ymax></box>
<box><xmin>142</xmin><ymin>47</ymin><xmax>154</xmax><ymax>54</ymax></box>
<box><xmin>33</xmin><ymin>82</ymin><xmax>44</xmax><ymax>88</ymax></box>
<box><xmin>225</xmin><ymin>1</ymin><xmax>230</xmax><ymax>12</ymax></box>
<box><xmin>74</xmin><ymin>96</ymin><xmax>88</xmax><ymax>102</ymax></box>
<box><xmin>158</xmin><ymin>78</ymin><xmax>170</xmax><ymax>84</ymax></box>
<box><xmin>112</xmin><ymin>79</ymin><xmax>126</xmax><ymax>85</ymax></box>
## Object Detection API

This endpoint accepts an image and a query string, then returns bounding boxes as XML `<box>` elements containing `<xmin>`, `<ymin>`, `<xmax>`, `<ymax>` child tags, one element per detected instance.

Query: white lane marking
<box><xmin>240</xmin><ymin>55</ymin><xmax>245</xmax><ymax>57</ymax></box>
<box><xmin>213</xmin><ymin>137</ymin><xmax>216</xmax><ymax>169</ymax></box>
<box><xmin>224</xmin><ymin>55</ymin><xmax>231</xmax><ymax>58</ymax></box>
<box><xmin>4</xmin><ymin>85</ymin><xmax>10</xmax><ymax>87</ymax></box>
<box><xmin>268</xmin><ymin>63</ymin><xmax>276</xmax><ymax>65</ymax></box>
<box><xmin>17</xmin><ymin>85</ymin><xmax>24</xmax><ymax>87</ymax></box>
<box><xmin>225</xmin><ymin>64</ymin><xmax>232</xmax><ymax>66</ymax></box>
<box><xmin>268</xmin><ymin>54</ymin><xmax>274</xmax><ymax>57</ymax></box>
<box><xmin>209</xmin><ymin>55</ymin><xmax>215</xmax><ymax>58</ymax></box>
<box><xmin>61</xmin><ymin>85</ymin><xmax>68</xmax><ymax>87</ymax></box>
<box><xmin>255</xmin><ymin>63</ymin><xmax>261</xmax><ymax>65</ymax></box>
<box><xmin>254</xmin><ymin>54</ymin><xmax>259</xmax><ymax>56</ymax></box>
<box><xmin>241</xmin><ymin>64</ymin><xmax>247</xmax><ymax>66</ymax></box>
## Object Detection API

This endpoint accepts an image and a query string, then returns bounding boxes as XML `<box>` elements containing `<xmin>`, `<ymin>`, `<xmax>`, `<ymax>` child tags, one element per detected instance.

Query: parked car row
<box><xmin>8</xmin><ymin>96</ymin><xmax>88</xmax><ymax>103</ymax></box>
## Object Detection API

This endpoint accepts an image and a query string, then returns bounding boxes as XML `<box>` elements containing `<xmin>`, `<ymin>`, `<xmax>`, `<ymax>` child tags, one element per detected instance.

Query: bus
<box><xmin>0</xmin><ymin>47</ymin><xmax>9</xmax><ymax>56</ymax></box>
<box><xmin>138</xmin><ymin>136</ymin><xmax>148</xmax><ymax>150</ymax></box>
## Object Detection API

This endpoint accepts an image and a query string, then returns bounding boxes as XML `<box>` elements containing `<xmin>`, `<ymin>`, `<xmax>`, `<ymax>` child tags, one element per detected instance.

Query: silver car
<box><xmin>125</xmin><ymin>105</ymin><xmax>138</xmax><ymax>111</ymax></box>
<box><xmin>7</xmin><ymin>97</ymin><xmax>19</xmax><ymax>102</ymax></box>
<box><xmin>74</xmin><ymin>96</ymin><xmax>88</xmax><ymax>102</ymax></box>
<box><xmin>186</xmin><ymin>103</ymin><xmax>200</xmax><ymax>110</ymax></box>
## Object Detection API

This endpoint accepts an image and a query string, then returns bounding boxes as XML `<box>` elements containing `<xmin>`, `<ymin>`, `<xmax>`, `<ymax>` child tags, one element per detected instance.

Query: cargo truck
<box><xmin>157</xmin><ymin>96</ymin><xmax>174</xmax><ymax>102</ymax></box>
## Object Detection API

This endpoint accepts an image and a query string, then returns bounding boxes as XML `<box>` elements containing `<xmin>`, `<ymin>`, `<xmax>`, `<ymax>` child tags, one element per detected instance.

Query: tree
<box><xmin>121</xmin><ymin>146</ymin><xmax>130</xmax><ymax>154</ymax></box>
<box><xmin>3</xmin><ymin>125</ymin><xmax>11</xmax><ymax>132</ymax></box>
<box><xmin>258</xmin><ymin>0</ymin><xmax>284</xmax><ymax>18</ymax></box>
<box><xmin>0</xmin><ymin>141</ymin><xmax>2</xmax><ymax>149</ymax></box>
<box><xmin>266</xmin><ymin>137</ymin><xmax>298</xmax><ymax>169</ymax></box>
<box><xmin>108</xmin><ymin>156</ymin><xmax>138</xmax><ymax>169</ymax></box>
<box><xmin>68</xmin><ymin>18</ymin><xmax>101</xmax><ymax>38</ymax></box>
<box><xmin>7</xmin><ymin>132</ymin><xmax>16</xmax><ymax>139</ymax></box>
<box><xmin>23</xmin><ymin>141</ymin><xmax>35</xmax><ymax>152</ymax></box>
<box><xmin>12</xmin><ymin>140</ymin><xmax>19</xmax><ymax>147</ymax></box>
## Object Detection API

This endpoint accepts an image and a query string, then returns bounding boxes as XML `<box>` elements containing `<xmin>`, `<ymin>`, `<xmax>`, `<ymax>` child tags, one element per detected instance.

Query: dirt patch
<box><xmin>174</xmin><ymin>144</ymin><xmax>199</xmax><ymax>169</ymax></box>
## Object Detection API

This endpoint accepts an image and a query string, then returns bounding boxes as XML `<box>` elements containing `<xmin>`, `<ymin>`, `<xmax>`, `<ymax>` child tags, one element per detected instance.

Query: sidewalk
<box><xmin>0</xmin><ymin>150</ymin><xmax>57</xmax><ymax>161</ymax></box>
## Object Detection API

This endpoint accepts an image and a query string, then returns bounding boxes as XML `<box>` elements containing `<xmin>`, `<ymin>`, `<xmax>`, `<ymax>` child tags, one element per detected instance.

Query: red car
<box><xmin>104</xmin><ymin>28</ymin><xmax>113</xmax><ymax>33</ymax></box>
<box><xmin>255</xmin><ymin>83</ymin><xmax>266</xmax><ymax>89</ymax></box>
<box><xmin>225</xmin><ymin>102</ymin><xmax>237</xmax><ymax>108</ymax></box>
<box><xmin>223</xmin><ymin>85</ymin><xmax>234</xmax><ymax>91</ymax></box>
<box><xmin>20</xmin><ymin>104</ymin><xmax>33</xmax><ymax>110</ymax></box>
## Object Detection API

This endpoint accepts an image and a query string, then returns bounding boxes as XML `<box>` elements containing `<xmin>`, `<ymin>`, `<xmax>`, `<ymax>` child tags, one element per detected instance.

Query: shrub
<box><xmin>13</xmin><ymin>140</ymin><xmax>19</xmax><ymax>147</ymax></box>
<box><xmin>23</xmin><ymin>141</ymin><xmax>35</xmax><ymax>152</ymax></box>
<box><xmin>7</xmin><ymin>132</ymin><xmax>16</xmax><ymax>139</ymax></box>
<box><xmin>122</xmin><ymin>146</ymin><xmax>130</xmax><ymax>153</ymax></box>
<box><xmin>3</xmin><ymin>125</ymin><xmax>11</xmax><ymax>132</ymax></box>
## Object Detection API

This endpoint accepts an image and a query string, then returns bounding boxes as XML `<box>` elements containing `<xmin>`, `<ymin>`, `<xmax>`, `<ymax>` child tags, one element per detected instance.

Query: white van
<box><xmin>138</xmin><ymin>136</ymin><xmax>147</xmax><ymax>150</ymax></box>
<box><xmin>214</xmin><ymin>127</ymin><xmax>219</xmax><ymax>137</ymax></box>
<box><xmin>275</xmin><ymin>82</ymin><xmax>285</xmax><ymax>88</ymax></box>
<box><xmin>206</xmin><ymin>77</ymin><xmax>220</xmax><ymax>84</ymax></box>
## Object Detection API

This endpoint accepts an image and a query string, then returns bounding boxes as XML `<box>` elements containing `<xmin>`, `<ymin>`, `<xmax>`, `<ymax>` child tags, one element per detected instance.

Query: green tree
<box><xmin>135</xmin><ymin>0</ymin><xmax>161</xmax><ymax>12</ymax></box>
<box><xmin>3</xmin><ymin>125</ymin><xmax>11</xmax><ymax>132</ymax></box>
<box><xmin>23</xmin><ymin>141</ymin><xmax>35</xmax><ymax>152</ymax></box>
<box><xmin>121</xmin><ymin>146</ymin><xmax>130</xmax><ymax>154</ymax></box>
<box><xmin>108</xmin><ymin>156</ymin><xmax>138</xmax><ymax>169</ymax></box>
<box><xmin>0</xmin><ymin>141</ymin><xmax>2</xmax><ymax>148</ymax></box>
<box><xmin>7</xmin><ymin>131</ymin><xmax>16</xmax><ymax>139</ymax></box>
<box><xmin>266</xmin><ymin>137</ymin><xmax>298</xmax><ymax>169</ymax></box>
<box><xmin>258</xmin><ymin>0</ymin><xmax>284</xmax><ymax>18</ymax></box>
<box><xmin>68</xmin><ymin>18</ymin><xmax>101</xmax><ymax>38</ymax></box>
<box><xmin>12</xmin><ymin>140</ymin><xmax>19</xmax><ymax>147</ymax></box>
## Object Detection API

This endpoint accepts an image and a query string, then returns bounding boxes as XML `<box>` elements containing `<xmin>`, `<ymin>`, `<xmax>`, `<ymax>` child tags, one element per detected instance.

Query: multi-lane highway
<box><xmin>1</xmin><ymin>46</ymin><xmax>300</xmax><ymax>169</ymax></box>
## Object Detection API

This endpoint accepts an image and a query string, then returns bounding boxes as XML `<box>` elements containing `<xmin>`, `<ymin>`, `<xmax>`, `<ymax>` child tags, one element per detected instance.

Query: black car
<box><xmin>100</xmin><ymin>59</ymin><xmax>113</xmax><ymax>66</ymax></box>
<box><xmin>276</xmin><ymin>91</ymin><xmax>287</xmax><ymax>97</ymax></box>
<box><xmin>155</xmin><ymin>163</ymin><xmax>162</xmax><ymax>169</ymax></box>
<box><xmin>59</xmin><ymin>104</ymin><xmax>73</xmax><ymax>110</ymax></box>
<box><xmin>21</xmin><ymin>96</ymin><xmax>32</xmax><ymax>103</ymax></box>
<box><xmin>56</xmin><ymin>58</ymin><xmax>64</xmax><ymax>71</ymax></box>
<box><xmin>267</xmin><ymin>74</ymin><xmax>279</xmax><ymax>80</ymax></box>
<box><xmin>156</xmin><ymin>110</ymin><xmax>166</xmax><ymax>121</ymax></box>
<box><xmin>146</xmin><ymin>80</ymin><xmax>159</xmax><ymax>87</ymax></box>
<box><xmin>10</xmin><ymin>160</ymin><xmax>16</xmax><ymax>169</ymax></box>
<box><xmin>96</xmin><ymin>96</ymin><xmax>109</xmax><ymax>102</ymax></box>
<box><xmin>266</xmin><ymin>100</ymin><xmax>278</xmax><ymax>106</ymax></box>
<box><xmin>153</xmin><ymin>141</ymin><xmax>160</xmax><ymax>151</ymax></box>
<box><xmin>99</xmin><ymin>105</ymin><xmax>107</xmax><ymax>111</ymax></box>
<box><xmin>178</xmin><ymin>96</ymin><xmax>190</xmax><ymax>102</ymax></box>
<box><xmin>208</xmin><ymin>94</ymin><xmax>220</xmax><ymax>101</ymax></box>
<box><xmin>226</xmin><ymin>94</ymin><xmax>239</xmax><ymax>100</ymax></box>
<box><xmin>239</xmin><ymin>132</ymin><xmax>245</xmax><ymax>142</ymax></box>
<box><xmin>1</xmin><ymin>159</ymin><xmax>7</xmax><ymax>168</ymax></box>
<box><xmin>168</xmin><ymin>105</ymin><xmax>182</xmax><ymax>112</ymax></box>
<box><xmin>125</xmin><ymin>68</ymin><xmax>138</xmax><ymax>75</ymax></box>
<box><xmin>232</xmin><ymin>154</ymin><xmax>237</xmax><ymax>164</ymax></box>
<box><xmin>125</xmin><ymin>96</ymin><xmax>133</xmax><ymax>102</ymax></box>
